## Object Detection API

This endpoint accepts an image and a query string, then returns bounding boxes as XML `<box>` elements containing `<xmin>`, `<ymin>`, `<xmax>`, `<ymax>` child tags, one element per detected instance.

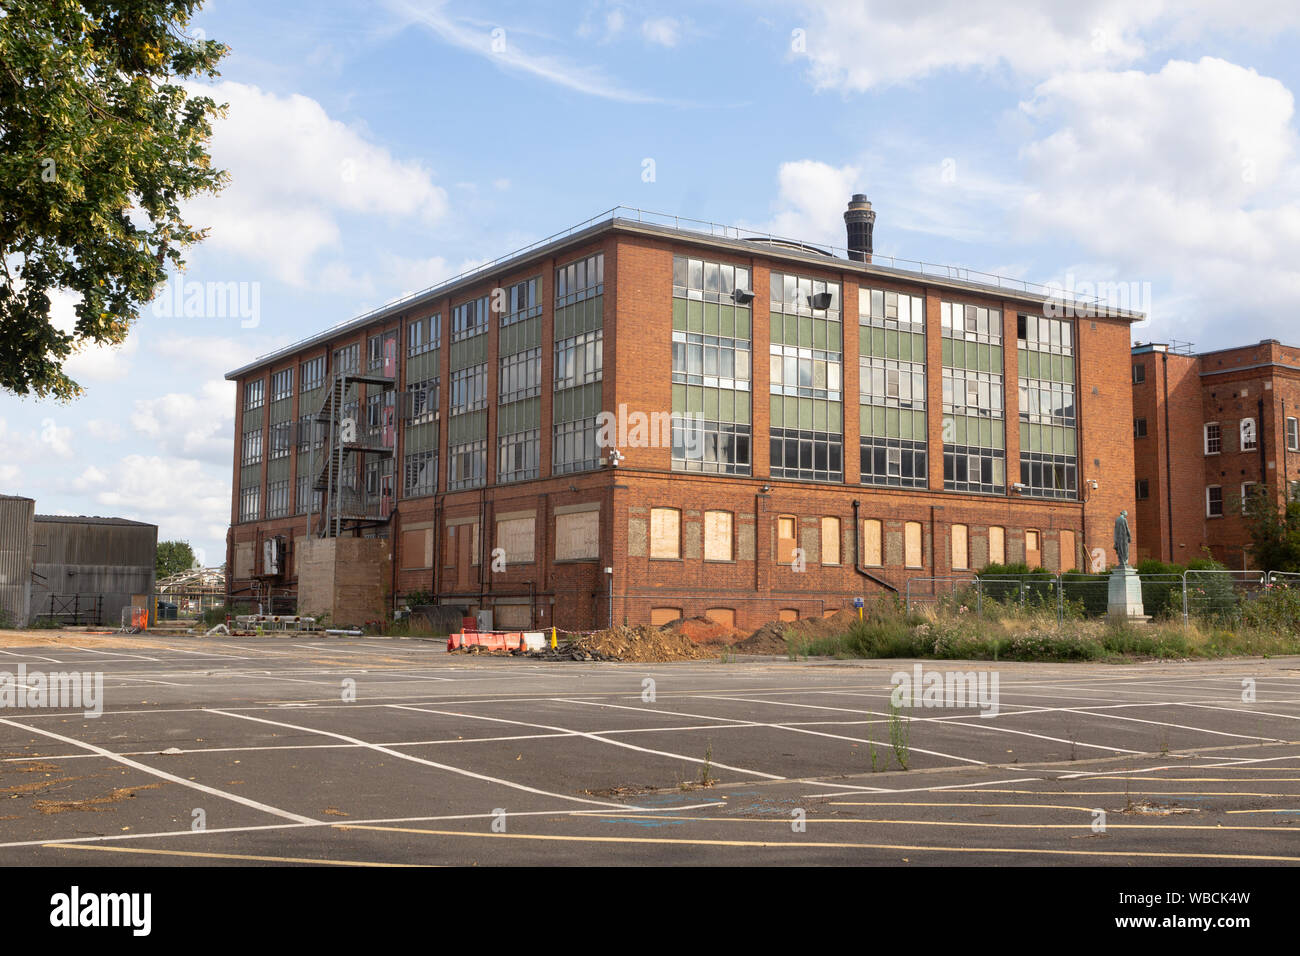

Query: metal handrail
<box><xmin>235</xmin><ymin>204</ymin><xmax>1129</xmax><ymax>372</ymax></box>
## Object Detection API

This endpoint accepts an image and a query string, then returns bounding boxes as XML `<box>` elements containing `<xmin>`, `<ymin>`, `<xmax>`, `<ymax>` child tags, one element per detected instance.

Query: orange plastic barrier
<box><xmin>448</xmin><ymin>631</ymin><xmax>545</xmax><ymax>652</ymax></box>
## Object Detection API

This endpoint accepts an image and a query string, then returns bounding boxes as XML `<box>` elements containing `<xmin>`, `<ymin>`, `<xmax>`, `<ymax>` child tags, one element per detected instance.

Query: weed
<box><xmin>888</xmin><ymin>701</ymin><xmax>911</xmax><ymax>771</ymax></box>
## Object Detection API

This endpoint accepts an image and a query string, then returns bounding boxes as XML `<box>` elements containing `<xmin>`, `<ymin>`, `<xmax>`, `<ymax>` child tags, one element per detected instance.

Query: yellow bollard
<box><xmin>858</xmin><ymin>607</ymin><xmax>863</xmax><ymax>622</ymax></box>
<box><xmin>551</xmin><ymin>626</ymin><xmax>557</xmax><ymax>649</ymax></box>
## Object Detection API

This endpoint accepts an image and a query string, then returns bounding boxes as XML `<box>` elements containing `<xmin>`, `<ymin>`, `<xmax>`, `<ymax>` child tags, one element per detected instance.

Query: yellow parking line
<box><xmin>46</xmin><ymin>843</ymin><xmax>421</xmax><ymax>867</ymax></box>
<box><xmin>942</xmin><ymin>789</ymin><xmax>1294</xmax><ymax>797</ymax></box>
<box><xmin>336</xmin><ymin>824</ymin><xmax>1300</xmax><ymax>862</ymax></box>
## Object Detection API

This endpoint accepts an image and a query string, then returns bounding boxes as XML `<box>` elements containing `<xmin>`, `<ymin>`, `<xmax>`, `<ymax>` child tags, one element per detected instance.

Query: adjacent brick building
<box><xmin>1132</xmin><ymin>339</ymin><xmax>1300</xmax><ymax>567</ymax></box>
<box><xmin>224</xmin><ymin>201</ymin><xmax>1141</xmax><ymax>629</ymax></box>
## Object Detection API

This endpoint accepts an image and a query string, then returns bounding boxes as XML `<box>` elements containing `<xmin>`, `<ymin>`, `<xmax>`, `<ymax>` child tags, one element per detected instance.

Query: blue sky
<box><xmin>4</xmin><ymin>0</ymin><xmax>1300</xmax><ymax>564</ymax></box>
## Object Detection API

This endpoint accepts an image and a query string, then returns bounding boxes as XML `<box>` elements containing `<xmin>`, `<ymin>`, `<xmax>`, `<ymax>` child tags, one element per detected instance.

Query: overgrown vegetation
<box><xmin>798</xmin><ymin>585</ymin><xmax>1300</xmax><ymax>662</ymax></box>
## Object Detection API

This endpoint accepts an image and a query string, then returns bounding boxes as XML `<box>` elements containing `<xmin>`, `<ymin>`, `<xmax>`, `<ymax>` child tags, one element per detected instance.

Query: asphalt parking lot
<box><xmin>2</xmin><ymin>634</ymin><xmax>1300</xmax><ymax>866</ymax></box>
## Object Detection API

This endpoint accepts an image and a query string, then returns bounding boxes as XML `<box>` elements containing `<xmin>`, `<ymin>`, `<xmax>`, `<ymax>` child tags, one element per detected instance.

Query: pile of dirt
<box><xmin>669</xmin><ymin>615</ymin><xmax>746</xmax><ymax>645</ymax></box>
<box><xmin>535</xmin><ymin>625</ymin><xmax>718</xmax><ymax>662</ymax></box>
<box><xmin>734</xmin><ymin>607</ymin><xmax>862</xmax><ymax>656</ymax></box>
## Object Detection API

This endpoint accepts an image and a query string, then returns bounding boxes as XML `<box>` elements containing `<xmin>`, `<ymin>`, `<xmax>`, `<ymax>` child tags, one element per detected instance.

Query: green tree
<box><xmin>0</xmin><ymin>1</ymin><xmax>228</xmax><ymax>399</ymax></box>
<box><xmin>156</xmin><ymin>538</ymin><xmax>194</xmax><ymax>578</ymax></box>
<box><xmin>1244</xmin><ymin>483</ymin><xmax>1300</xmax><ymax>572</ymax></box>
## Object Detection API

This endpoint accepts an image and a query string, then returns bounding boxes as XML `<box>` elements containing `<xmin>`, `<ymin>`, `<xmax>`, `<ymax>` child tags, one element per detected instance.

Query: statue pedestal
<box><xmin>1107</xmin><ymin>567</ymin><xmax>1149</xmax><ymax>625</ymax></box>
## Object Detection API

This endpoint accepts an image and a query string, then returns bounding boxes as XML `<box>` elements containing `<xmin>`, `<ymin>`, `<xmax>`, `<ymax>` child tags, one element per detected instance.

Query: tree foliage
<box><xmin>0</xmin><ymin>0</ymin><xmax>228</xmax><ymax>399</ymax></box>
<box><xmin>1244</xmin><ymin>483</ymin><xmax>1300</xmax><ymax>573</ymax></box>
<box><xmin>155</xmin><ymin>538</ymin><xmax>194</xmax><ymax>577</ymax></box>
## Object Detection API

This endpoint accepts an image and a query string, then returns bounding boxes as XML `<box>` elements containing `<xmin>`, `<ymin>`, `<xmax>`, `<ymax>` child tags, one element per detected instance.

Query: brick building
<box><xmin>224</xmin><ymin>201</ymin><xmax>1140</xmax><ymax>629</ymax></box>
<box><xmin>1132</xmin><ymin>339</ymin><xmax>1300</xmax><ymax>567</ymax></box>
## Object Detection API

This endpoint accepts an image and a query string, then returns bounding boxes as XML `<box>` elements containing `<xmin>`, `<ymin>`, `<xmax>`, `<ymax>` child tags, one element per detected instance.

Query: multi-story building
<box><xmin>224</xmin><ymin>199</ymin><xmax>1140</xmax><ymax>629</ymax></box>
<box><xmin>1132</xmin><ymin>339</ymin><xmax>1300</xmax><ymax>567</ymax></box>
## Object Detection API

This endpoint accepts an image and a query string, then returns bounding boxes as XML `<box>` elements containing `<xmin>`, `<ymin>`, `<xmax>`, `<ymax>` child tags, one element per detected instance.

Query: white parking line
<box><xmin>0</xmin><ymin>716</ymin><xmax>316</xmax><ymax>824</ymax></box>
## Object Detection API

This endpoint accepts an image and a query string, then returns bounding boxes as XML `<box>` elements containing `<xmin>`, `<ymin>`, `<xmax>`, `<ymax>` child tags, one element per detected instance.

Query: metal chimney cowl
<box><xmin>844</xmin><ymin>193</ymin><xmax>875</xmax><ymax>263</ymax></box>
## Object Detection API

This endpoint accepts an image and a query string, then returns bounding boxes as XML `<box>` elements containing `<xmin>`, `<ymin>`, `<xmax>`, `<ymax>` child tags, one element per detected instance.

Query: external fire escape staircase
<box><xmin>309</xmin><ymin>360</ymin><xmax>397</xmax><ymax>538</ymax></box>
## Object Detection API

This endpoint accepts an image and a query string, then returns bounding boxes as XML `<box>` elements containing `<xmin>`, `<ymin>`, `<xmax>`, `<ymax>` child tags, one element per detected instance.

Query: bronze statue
<box><xmin>1114</xmin><ymin>510</ymin><xmax>1131</xmax><ymax>568</ymax></box>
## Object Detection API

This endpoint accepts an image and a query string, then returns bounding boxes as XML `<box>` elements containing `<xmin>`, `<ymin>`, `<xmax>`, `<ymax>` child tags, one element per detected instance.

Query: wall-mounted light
<box><xmin>760</xmin><ymin>484</ymin><xmax>773</xmax><ymax>494</ymax></box>
<box><xmin>733</xmin><ymin>288</ymin><xmax>755</xmax><ymax>305</ymax></box>
<box><xmin>810</xmin><ymin>291</ymin><xmax>833</xmax><ymax>310</ymax></box>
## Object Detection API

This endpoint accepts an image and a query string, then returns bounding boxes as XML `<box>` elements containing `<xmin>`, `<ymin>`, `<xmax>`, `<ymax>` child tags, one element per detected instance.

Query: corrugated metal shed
<box><xmin>30</xmin><ymin>514</ymin><xmax>157</xmax><ymax>626</ymax></box>
<box><xmin>0</xmin><ymin>495</ymin><xmax>35</xmax><ymax>628</ymax></box>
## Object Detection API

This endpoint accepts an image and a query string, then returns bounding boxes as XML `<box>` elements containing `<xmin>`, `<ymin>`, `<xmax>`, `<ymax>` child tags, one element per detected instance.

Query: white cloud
<box><xmin>1014</xmin><ymin>57</ymin><xmax>1300</xmax><ymax>339</ymax></box>
<box><xmin>187</xmin><ymin>80</ymin><xmax>450</xmax><ymax>286</ymax></box>
<box><xmin>129</xmin><ymin>379</ymin><xmax>235</xmax><ymax>466</ymax></box>
<box><xmin>793</xmin><ymin>0</ymin><xmax>1300</xmax><ymax>93</ymax></box>
<box><xmin>46</xmin><ymin>288</ymin><xmax>143</xmax><ymax>385</ymax></box>
<box><xmin>641</xmin><ymin>17</ymin><xmax>681</xmax><ymax>47</ymax></box>
<box><xmin>85</xmin><ymin>420</ymin><xmax>124</xmax><ymax>441</ymax></box>
<box><xmin>152</xmin><ymin>334</ymin><xmax>290</xmax><ymax>380</ymax></box>
<box><xmin>748</xmin><ymin>160</ymin><xmax>862</xmax><ymax>248</ymax></box>
<box><xmin>386</xmin><ymin>0</ymin><xmax>662</xmax><ymax>102</ymax></box>
<box><xmin>84</xmin><ymin>454</ymin><xmax>231</xmax><ymax>557</ymax></box>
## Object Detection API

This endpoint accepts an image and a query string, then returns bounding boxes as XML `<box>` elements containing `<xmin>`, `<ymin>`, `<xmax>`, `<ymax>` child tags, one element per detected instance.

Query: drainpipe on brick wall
<box><xmin>851</xmin><ymin>500</ymin><xmax>897</xmax><ymax>593</ymax></box>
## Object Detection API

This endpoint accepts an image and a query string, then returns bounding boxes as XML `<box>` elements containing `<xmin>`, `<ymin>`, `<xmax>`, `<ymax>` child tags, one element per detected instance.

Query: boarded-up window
<box><xmin>650</xmin><ymin>508</ymin><xmax>681</xmax><ymax>559</ymax></box>
<box><xmin>1026</xmin><ymin>529</ymin><xmax>1042</xmax><ymax>569</ymax></box>
<box><xmin>822</xmin><ymin>608</ymin><xmax>839</xmax><ymax>618</ymax></box>
<box><xmin>904</xmin><ymin>521</ymin><xmax>923</xmax><ymax>568</ymax></box>
<box><xmin>401</xmin><ymin>528</ymin><xmax>433</xmax><ymax>569</ymax></box>
<box><xmin>496</xmin><ymin>517</ymin><xmax>535</xmax><ymax>564</ymax></box>
<box><xmin>705</xmin><ymin>607</ymin><xmax>736</xmax><ymax>628</ymax></box>
<box><xmin>650</xmin><ymin>607</ymin><xmax>683</xmax><ymax>626</ymax></box>
<box><xmin>495</xmin><ymin>603</ymin><xmax>531</xmax><ymax>629</ymax></box>
<box><xmin>821</xmin><ymin>517</ymin><xmax>841</xmax><ymax>565</ymax></box>
<box><xmin>777</xmin><ymin>515</ymin><xmax>797</xmax><ymax>564</ymax></box>
<box><xmin>778</xmin><ymin>608</ymin><xmax>800</xmax><ymax>622</ymax></box>
<box><xmin>951</xmin><ymin>523</ymin><xmax>968</xmax><ymax>571</ymax></box>
<box><xmin>1059</xmin><ymin>530</ymin><xmax>1076</xmax><ymax>572</ymax></box>
<box><xmin>704</xmin><ymin>511</ymin><xmax>733</xmax><ymax>561</ymax></box>
<box><xmin>471</xmin><ymin>521</ymin><xmax>480</xmax><ymax>566</ymax></box>
<box><xmin>862</xmin><ymin>519</ymin><xmax>882</xmax><ymax>566</ymax></box>
<box><xmin>988</xmin><ymin>526</ymin><xmax>1005</xmax><ymax>566</ymax></box>
<box><xmin>234</xmin><ymin>542</ymin><xmax>254</xmax><ymax>579</ymax></box>
<box><xmin>556</xmin><ymin>511</ymin><xmax>599</xmax><ymax>560</ymax></box>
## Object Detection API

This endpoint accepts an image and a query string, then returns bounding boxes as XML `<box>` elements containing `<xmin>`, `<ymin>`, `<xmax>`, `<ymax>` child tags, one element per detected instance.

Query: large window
<box><xmin>450</xmin><ymin>364</ymin><xmax>488</xmax><ymax>415</ymax></box>
<box><xmin>497</xmin><ymin>429</ymin><xmax>539</xmax><ymax>483</ymax></box>
<box><xmin>300</xmin><ymin>356</ymin><xmax>325</xmax><ymax>392</ymax></box>
<box><xmin>243</xmin><ymin>379</ymin><xmax>264</xmax><ymax>411</ymax></box>
<box><xmin>941</xmin><ymin>301</ymin><xmax>1001</xmax><ymax>345</ymax></box>
<box><xmin>332</xmin><ymin>343</ymin><xmax>359</xmax><ymax>375</ymax></box>
<box><xmin>770</xmin><ymin>271</ymin><xmax>842</xmax><ymax>483</ymax></box>
<box><xmin>1207</xmin><ymin>485</ymin><xmax>1223</xmax><ymax>517</ymax></box>
<box><xmin>860</xmin><ymin>438</ymin><xmax>927</xmax><ymax>488</ymax></box>
<box><xmin>404</xmin><ymin>450</ymin><xmax>437</xmax><ymax>498</ymax></box>
<box><xmin>1289</xmin><ymin>417</ymin><xmax>1299</xmax><ymax>452</ymax></box>
<box><xmin>771</xmin><ymin>429</ymin><xmax>843</xmax><ymax>483</ymax></box>
<box><xmin>553</xmin><ymin>418</ymin><xmax>600</xmax><ymax>475</ymax></box>
<box><xmin>239</xmin><ymin>485</ymin><xmax>260</xmax><ymax>522</ymax></box>
<box><xmin>407</xmin><ymin>313</ymin><xmax>441</xmax><ymax>356</ymax></box>
<box><xmin>266</xmin><ymin>480</ymin><xmax>289</xmax><ymax>519</ymax></box>
<box><xmin>501</xmin><ymin>277</ymin><xmax>541</xmax><ymax>326</ymax></box>
<box><xmin>404</xmin><ymin>378</ymin><xmax>439</xmax><ymax>424</ymax></box>
<box><xmin>448</xmin><ymin>440</ymin><xmax>487</xmax><ymax>491</ymax></box>
<box><xmin>1017</xmin><ymin>313</ymin><xmax>1075</xmax><ymax>500</ymax></box>
<box><xmin>672</xmin><ymin>256</ymin><xmax>753</xmax><ymax>477</ymax></box>
<box><xmin>500</xmin><ymin>348</ymin><xmax>542</xmax><ymax>404</ymax></box>
<box><xmin>270</xmin><ymin>368</ymin><xmax>293</xmax><ymax>402</ymax></box>
<box><xmin>295</xmin><ymin>475</ymin><xmax>321</xmax><ymax>515</ymax></box>
<box><xmin>241</xmin><ymin>429</ymin><xmax>262</xmax><ymax>466</ymax></box>
<box><xmin>452</xmin><ymin>295</ymin><xmax>489</xmax><ymax>342</ymax></box>
<box><xmin>556</xmin><ymin>253</ymin><xmax>604</xmax><ymax>307</ymax></box>
<box><xmin>860</xmin><ymin>287</ymin><xmax>927</xmax><ymax>489</ymax></box>
<box><xmin>554</xmin><ymin>330</ymin><xmax>603</xmax><ymax>389</ymax></box>
<box><xmin>268</xmin><ymin>421</ymin><xmax>292</xmax><ymax>460</ymax></box>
